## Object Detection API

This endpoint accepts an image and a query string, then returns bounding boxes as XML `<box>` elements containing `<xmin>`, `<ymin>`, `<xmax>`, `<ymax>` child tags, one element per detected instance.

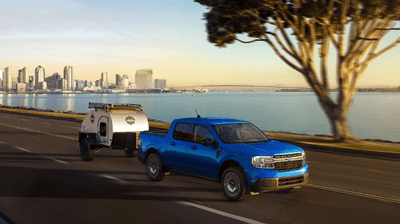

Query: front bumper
<box><xmin>250</xmin><ymin>173</ymin><xmax>309</xmax><ymax>193</ymax></box>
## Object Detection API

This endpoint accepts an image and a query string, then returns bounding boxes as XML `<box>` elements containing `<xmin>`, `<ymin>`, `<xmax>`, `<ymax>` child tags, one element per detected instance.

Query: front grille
<box><xmin>274</xmin><ymin>160</ymin><xmax>303</xmax><ymax>171</ymax></box>
<box><xmin>278</xmin><ymin>176</ymin><xmax>304</xmax><ymax>186</ymax></box>
<box><xmin>274</xmin><ymin>153</ymin><xmax>302</xmax><ymax>158</ymax></box>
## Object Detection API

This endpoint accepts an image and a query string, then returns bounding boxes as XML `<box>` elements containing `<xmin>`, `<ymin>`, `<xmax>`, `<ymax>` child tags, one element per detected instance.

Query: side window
<box><xmin>194</xmin><ymin>125</ymin><xmax>214</xmax><ymax>144</ymax></box>
<box><xmin>100</xmin><ymin>122</ymin><xmax>107</xmax><ymax>136</ymax></box>
<box><xmin>173</xmin><ymin>123</ymin><xmax>193</xmax><ymax>142</ymax></box>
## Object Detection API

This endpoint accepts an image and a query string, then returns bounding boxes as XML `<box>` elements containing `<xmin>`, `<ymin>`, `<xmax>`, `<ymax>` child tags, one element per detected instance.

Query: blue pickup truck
<box><xmin>138</xmin><ymin>117</ymin><xmax>309</xmax><ymax>201</ymax></box>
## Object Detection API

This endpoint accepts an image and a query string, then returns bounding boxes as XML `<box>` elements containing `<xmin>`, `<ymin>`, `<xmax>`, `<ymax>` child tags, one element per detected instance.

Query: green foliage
<box><xmin>194</xmin><ymin>0</ymin><xmax>400</xmax><ymax>47</ymax></box>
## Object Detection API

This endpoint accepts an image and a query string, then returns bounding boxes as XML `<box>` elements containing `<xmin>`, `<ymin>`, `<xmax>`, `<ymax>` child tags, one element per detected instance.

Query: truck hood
<box><xmin>233</xmin><ymin>140</ymin><xmax>304</xmax><ymax>156</ymax></box>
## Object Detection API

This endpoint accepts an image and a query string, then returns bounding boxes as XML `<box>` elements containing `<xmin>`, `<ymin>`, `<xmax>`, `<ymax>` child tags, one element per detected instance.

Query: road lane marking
<box><xmin>176</xmin><ymin>201</ymin><xmax>266</xmax><ymax>224</ymax></box>
<box><xmin>0</xmin><ymin>123</ymin><xmax>76</xmax><ymax>141</ymax></box>
<box><xmin>44</xmin><ymin>156</ymin><xmax>70</xmax><ymax>165</ymax></box>
<box><xmin>306</xmin><ymin>184</ymin><xmax>400</xmax><ymax>204</ymax></box>
<box><xmin>100</xmin><ymin>174</ymin><xmax>130</xmax><ymax>185</ymax></box>
<box><xmin>0</xmin><ymin>141</ymin><xmax>4</xmax><ymax>144</ymax></box>
<box><xmin>14</xmin><ymin>146</ymin><xmax>70</xmax><ymax>165</ymax></box>
<box><xmin>15</xmin><ymin>147</ymin><xmax>32</xmax><ymax>153</ymax></box>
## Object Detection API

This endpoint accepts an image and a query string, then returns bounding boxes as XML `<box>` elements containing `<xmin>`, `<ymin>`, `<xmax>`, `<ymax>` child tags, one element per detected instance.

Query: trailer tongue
<box><xmin>78</xmin><ymin>102</ymin><xmax>149</xmax><ymax>161</ymax></box>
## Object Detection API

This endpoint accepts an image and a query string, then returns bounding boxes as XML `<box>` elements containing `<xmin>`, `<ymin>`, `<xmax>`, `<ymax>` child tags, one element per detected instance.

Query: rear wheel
<box><xmin>146</xmin><ymin>153</ymin><xmax>165</xmax><ymax>181</ymax></box>
<box><xmin>80</xmin><ymin>138</ymin><xmax>95</xmax><ymax>161</ymax></box>
<box><xmin>125</xmin><ymin>149</ymin><xmax>137</xmax><ymax>157</ymax></box>
<box><xmin>221</xmin><ymin>166</ymin><xmax>247</xmax><ymax>201</ymax></box>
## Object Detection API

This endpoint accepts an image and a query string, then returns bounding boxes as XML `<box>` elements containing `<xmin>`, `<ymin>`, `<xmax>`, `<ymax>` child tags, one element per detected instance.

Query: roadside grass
<box><xmin>1</xmin><ymin>107</ymin><xmax>399</xmax><ymax>155</ymax></box>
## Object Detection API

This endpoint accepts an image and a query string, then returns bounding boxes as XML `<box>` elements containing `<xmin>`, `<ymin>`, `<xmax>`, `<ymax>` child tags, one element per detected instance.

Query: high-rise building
<box><xmin>63</xmin><ymin>66</ymin><xmax>73</xmax><ymax>91</ymax></box>
<box><xmin>135</xmin><ymin>69</ymin><xmax>153</xmax><ymax>89</ymax></box>
<box><xmin>18</xmin><ymin>67</ymin><xmax>29</xmax><ymax>84</ymax></box>
<box><xmin>29</xmin><ymin>76</ymin><xmax>35</xmax><ymax>89</ymax></box>
<box><xmin>122</xmin><ymin>74</ymin><xmax>129</xmax><ymax>89</ymax></box>
<box><xmin>35</xmin><ymin>65</ymin><xmax>45</xmax><ymax>90</ymax></box>
<box><xmin>3</xmin><ymin>67</ymin><xmax>13</xmax><ymax>90</ymax></box>
<box><xmin>154</xmin><ymin>79</ymin><xmax>167</xmax><ymax>89</ymax></box>
<box><xmin>116</xmin><ymin>74</ymin><xmax>121</xmax><ymax>89</ymax></box>
<box><xmin>101</xmin><ymin>72</ymin><xmax>108</xmax><ymax>89</ymax></box>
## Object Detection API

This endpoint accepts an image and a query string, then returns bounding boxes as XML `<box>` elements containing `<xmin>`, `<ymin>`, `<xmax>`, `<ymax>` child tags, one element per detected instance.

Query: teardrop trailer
<box><xmin>78</xmin><ymin>102</ymin><xmax>149</xmax><ymax>161</ymax></box>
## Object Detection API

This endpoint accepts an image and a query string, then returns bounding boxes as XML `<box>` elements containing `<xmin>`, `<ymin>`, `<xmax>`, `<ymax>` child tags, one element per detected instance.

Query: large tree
<box><xmin>194</xmin><ymin>0</ymin><xmax>400</xmax><ymax>141</ymax></box>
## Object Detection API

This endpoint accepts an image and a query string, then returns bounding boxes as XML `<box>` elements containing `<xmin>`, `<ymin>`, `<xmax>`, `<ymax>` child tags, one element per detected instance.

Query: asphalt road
<box><xmin>0</xmin><ymin>111</ymin><xmax>399</xmax><ymax>224</ymax></box>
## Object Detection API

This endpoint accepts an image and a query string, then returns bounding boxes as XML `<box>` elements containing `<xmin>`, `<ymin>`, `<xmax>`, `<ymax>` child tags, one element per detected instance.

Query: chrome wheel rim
<box><xmin>148</xmin><ymin>157</ymin><xmax>158</xmax><ymax>176</ymax></box>
<box><xmin>224</xmin><ymin>172</ymin><xmax>240</xmax><ymax>196</ymax></box>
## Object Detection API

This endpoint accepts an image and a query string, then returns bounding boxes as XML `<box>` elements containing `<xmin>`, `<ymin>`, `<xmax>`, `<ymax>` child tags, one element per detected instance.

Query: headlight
<box><xmin>302</xmin><ymin>152</ymin><xmax>306</xmax><ymax>165</ymax></box>
<box><xmin>252</xmin><ymin>156</ymin><xmax>274</xmax><ymax>169</ymax></box>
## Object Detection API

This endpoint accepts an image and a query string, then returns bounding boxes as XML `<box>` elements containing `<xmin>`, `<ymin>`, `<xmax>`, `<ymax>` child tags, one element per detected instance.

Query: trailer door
<box><xmin>98</xmin><ymin>116</ymin><xmax>109</xmax><ymax>145</ymax></box>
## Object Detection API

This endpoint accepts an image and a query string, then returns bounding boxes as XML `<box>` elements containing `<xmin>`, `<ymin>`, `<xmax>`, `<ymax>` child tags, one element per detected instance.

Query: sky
<box><xmin>1</xmin><ymin>0</ymin><xmax>400</xmax><ymax>87</ymax></box>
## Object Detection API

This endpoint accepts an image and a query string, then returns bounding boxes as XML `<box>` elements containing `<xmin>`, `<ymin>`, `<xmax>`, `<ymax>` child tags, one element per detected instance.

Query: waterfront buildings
<box><xmin>63</xmin><ymin>66</ymin><xmax>74</xmax><ymax>91</ymax></box>
<box><xmin>154</xmin><ymin>79</ymin><xmax>166</xmax><ymax>89</ymax></box>
<box><xmin>18</xmin><ymin>67</ymin><xmax>29</xmax><ymax>84</ymax></box>
<box><xmin>116</xmin><ymin>74</ymin><xmax>121</xmax><ymax>89</ymax></box>
<box><xmin>135</xmin><ymin>69</ymin><xmax>153</xmax><ymax>89</ymax></box>
<box><xmin>101</xmin><ymin>72</ymin><xmax>108</xmax><ymax>89</ymax></box>
<box><xmin>3</xmin><ymin>67</ymin><xmax>12</xmax><ymax>90</ymax></box>
<box><xmin>35</xmin><ymin>65</ymin><xmax>45</xmax><ymax>90</ymax></box>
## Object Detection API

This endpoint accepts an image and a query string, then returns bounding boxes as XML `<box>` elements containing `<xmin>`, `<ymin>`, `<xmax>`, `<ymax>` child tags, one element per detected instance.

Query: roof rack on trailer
<box><xmin>88</xmin><ymin>102</ymin><xmax>142</xmax><ymax>111</ymax></box>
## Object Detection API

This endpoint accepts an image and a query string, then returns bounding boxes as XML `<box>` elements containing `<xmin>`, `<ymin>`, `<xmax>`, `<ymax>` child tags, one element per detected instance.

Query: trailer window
<box><xmin>100</xmin><ymin>122</ymin><xmax>107</xmax><ymax>136</ymax></box>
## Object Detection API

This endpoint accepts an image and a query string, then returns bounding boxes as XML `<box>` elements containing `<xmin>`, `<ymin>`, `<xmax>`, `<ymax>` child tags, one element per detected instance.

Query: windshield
<box><xmin>213</xmin><ymin>123</ymin><xmax>270</xmax><ymax>143</ymax></box>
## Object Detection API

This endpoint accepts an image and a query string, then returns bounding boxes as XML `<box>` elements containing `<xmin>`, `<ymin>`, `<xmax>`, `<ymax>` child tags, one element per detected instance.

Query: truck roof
<box><xmin>174</xmin><ymin>117</ymin><xmax>249</xmax><ymax>125</ymax></box>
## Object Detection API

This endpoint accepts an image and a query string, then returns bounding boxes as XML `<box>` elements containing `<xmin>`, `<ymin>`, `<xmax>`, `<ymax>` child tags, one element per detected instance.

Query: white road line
<box><xmin>0</xmin><ymin>141</ymin><xmax>4</xmax><ymax>144</ymax></box>
<box><xmin>100</xmin><ymin>174</ymin><xmax>130</xmax><ymax>185</ymax></box>
<box><xmin>15</xmin><ymin>147</ymin><xmax>32</xmax><ymax>153</ymax></box>
<box><xmin>176</xmin><ymin>201</ymin><xmax>266</xmax><ymax>224</ymax></box>
<box><xmin>44</xmin><ymin>157</ymin><xmax>70</xmax><ymax>165</ymax></box>
<box><xmin>0</xmin><ymin>123</ymin><xmax>76</xmax><ymax>141</ymax></box>
<box><xmin>306</xmin><ymin>184</ymin><xmax>400</xmax><ymax>204</ymax></box>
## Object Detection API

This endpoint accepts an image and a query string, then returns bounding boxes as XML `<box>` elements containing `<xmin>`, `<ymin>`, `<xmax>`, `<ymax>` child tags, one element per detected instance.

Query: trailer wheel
<box><xmin>125</xmin><ymin>149</ymin><xmax>137</xmax><ymax>157</ymax></box>
<box><xmin>221</xmin><ymin>166</ymin><xmax>247</xmax><ymax>201</ymax></box>
<box><xmin>146</xmin><ymin>153</ymin><xmax>165</xmax><ymax>181</ymax></box>
<box><xmin>80</xmin><ymin>138</ymin><xmax>95</xmax><ymax>161</ymax></box>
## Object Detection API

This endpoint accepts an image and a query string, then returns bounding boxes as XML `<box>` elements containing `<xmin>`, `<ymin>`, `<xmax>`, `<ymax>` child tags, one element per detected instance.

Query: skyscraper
<box><xmin>135</xmin><ymin>69</ymin><xmax>153</xmax><ymax>89</ymax></box>
<box><xmin>18</xmin><ymin>67</ymin><xmax>29</xmax><ymax>84</ymax></box>
<box><xmin>35</xmin><ymin>65</ymin><xmax>45</xmax><ymax>90</ymax></box>
<box><xmin>101</xmin><ymin>72</ymin><xmax>108</xmax><ymax>89</ymax></box>
<box><xmin>3</xmin><ymin>67</ymin><xmax>12</xmax><ymax>90</ymax></box>
<box><xmin>63</xmin><ymin>66</ymin><xmax>73</xmax><ymax>91</ymax></box>
<box><xmin>116</xmin><ymin>74</ymin><xmax>121</xmax><ymax>89</ymax></box>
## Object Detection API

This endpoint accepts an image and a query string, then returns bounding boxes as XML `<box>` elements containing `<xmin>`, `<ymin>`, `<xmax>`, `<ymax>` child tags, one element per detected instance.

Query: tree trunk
<box><xmin>303</xmin><ymin>67</ymin><xmax>357</xmax><ymax>141</ymax></box>
<box><xmin>323</xmin><ymin>104</ymin><xmax>355</xmax><ymax>141</ymax></box>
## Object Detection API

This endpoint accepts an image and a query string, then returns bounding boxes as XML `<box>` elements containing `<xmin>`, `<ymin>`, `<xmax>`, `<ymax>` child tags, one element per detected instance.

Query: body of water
<box><xmin>1</xmin><ymin>92</ymin><xmax>399</xmax><ymax>142</ymax></box>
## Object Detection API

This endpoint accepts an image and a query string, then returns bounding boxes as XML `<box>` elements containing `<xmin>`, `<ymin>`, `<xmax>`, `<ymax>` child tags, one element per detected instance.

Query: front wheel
<box><xmin>221</xmin><ymin>166</ymin><xmax>247</xmax><ymax>201</ymax></box>
<box><xmin>125</xmin><ymin>149</ymin><xmax>137</xmax><ymax>157</ymax></box>
<box><xmin>146</xmin><ymin>153</ymin><xmax>165</xmax><ymax>181</ymax></box>
<box><xmin>80</xmin><ymin>138</ymin><xmax>95</xmax><ymax>161</ymax></box>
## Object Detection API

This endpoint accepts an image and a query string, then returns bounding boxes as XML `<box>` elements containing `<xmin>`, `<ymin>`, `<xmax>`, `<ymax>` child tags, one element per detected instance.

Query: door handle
<box><xmin>170</xmin><ymin>142</ymin><xmax>176</xmax><ymax>146</ymax></box>
<box><xmin>191</xmin><ymin>146</ymin><xmax>198</xmax><ymax>150</ymax></box>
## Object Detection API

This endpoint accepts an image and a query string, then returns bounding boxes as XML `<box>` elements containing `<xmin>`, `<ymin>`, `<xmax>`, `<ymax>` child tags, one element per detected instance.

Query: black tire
<box><xmin>125</xmin><ymin>149</ymin><xmax>137</xmax><ymax>157</ymax></box>
<box><xmin>221</xmin><ymin>166</ymin><xmax>247</xmax><ymax>201</ymax></box>
<box><xmin>80</xmin><ymin>138</ymin><xmax>95</xmax><ymax>161</ymax></box>
<box><xmin>146</xmin><ymin>153</ymin><xmax>165</xmax><ymax>181</ymax></box>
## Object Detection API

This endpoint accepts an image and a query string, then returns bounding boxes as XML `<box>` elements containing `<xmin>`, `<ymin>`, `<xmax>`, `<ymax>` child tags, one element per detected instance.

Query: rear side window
<box><xmin>173</xmin><ymin>123</ymin><xmax>193</xmax><ymax>141</ymax></box>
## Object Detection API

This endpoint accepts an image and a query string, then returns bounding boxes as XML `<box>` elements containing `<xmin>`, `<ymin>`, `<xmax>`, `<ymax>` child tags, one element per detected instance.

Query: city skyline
<box><xmin>1</xmin><ymin>0</ymin><xmax>400</xmax><ymax>88</ymax></box>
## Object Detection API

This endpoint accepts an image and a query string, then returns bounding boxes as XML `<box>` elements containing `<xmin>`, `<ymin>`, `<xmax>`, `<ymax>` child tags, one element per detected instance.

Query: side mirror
<box><xmin>202</xmin><ymin>138</ymin><xmax>216</xmax><ymax>146</ymax></box>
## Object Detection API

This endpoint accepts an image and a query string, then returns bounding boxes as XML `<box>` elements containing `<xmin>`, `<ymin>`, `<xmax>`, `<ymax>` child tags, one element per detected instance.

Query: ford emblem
<box><xmin>126</xmin><ymin>116</ymin><xmax>135</xmax><ymax>125</ymax></box>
